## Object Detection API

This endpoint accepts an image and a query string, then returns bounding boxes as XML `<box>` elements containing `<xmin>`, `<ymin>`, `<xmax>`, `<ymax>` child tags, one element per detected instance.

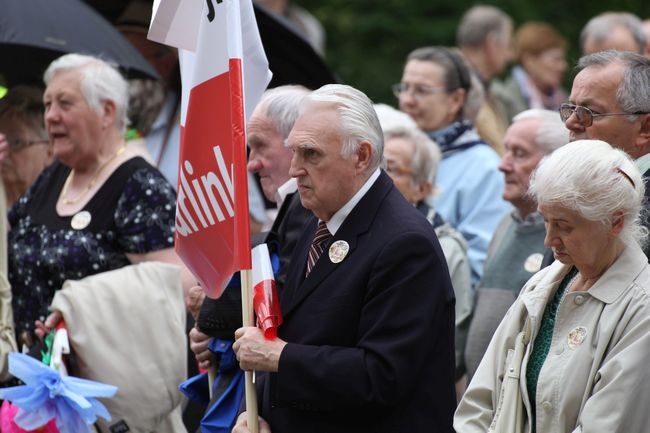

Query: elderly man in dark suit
<box><xmin>233</xmin><ymin>84</ymin><xmax>456</xmax><ymax>433</ymax></box>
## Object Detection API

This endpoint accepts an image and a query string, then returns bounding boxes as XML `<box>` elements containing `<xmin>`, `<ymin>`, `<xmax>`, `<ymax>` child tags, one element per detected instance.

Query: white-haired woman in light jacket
<box><xmin>455</xmin><ymin>139</ymin><xmax>650</xmax><ymax>433</ymax></box>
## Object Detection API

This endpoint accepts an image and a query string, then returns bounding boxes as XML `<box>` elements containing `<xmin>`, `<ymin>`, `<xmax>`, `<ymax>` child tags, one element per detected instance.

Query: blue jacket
<box><xmin>432</xmin><ymin>142</ymin><xmax>511</xmax><ymax>286</ymax></box>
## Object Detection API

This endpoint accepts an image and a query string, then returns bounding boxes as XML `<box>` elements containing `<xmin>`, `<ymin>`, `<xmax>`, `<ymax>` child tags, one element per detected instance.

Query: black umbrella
<box><xmin>253</xmin><ymin>2</ymin><xmax>339</xmax><ymax>90</ymax></box>
<box><xmin>0</xmin><ymin>0</ymin><xmax>158</xmax><ymax>86</ymax></box>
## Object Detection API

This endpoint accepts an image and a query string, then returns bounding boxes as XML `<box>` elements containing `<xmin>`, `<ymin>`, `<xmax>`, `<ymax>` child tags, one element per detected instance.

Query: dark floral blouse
<box><xmin>8</xmin><ymin>157</ymin><xmax>176</xmax><ymax>346</ymax></box>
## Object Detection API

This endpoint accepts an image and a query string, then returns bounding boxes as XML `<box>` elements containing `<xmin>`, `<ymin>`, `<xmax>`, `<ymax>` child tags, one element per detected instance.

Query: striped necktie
<box><xmin>306</xmin><ymin>221</ymin><xmax>332</xmax><ymax>276</ymax></box>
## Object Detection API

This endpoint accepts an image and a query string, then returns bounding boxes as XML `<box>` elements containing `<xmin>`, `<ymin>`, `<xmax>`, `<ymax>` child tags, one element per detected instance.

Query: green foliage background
<box><xmin>299</xmin><ymin>0</ymin><xmax>650</xmax><ymax>105</ymax></box>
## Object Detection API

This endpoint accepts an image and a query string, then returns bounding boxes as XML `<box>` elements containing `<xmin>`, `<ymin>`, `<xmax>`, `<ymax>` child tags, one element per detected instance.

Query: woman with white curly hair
<box><xmin>456</xmin><ymin>139</ymin><xmax>650</xmax><ymax>433</ymax></box>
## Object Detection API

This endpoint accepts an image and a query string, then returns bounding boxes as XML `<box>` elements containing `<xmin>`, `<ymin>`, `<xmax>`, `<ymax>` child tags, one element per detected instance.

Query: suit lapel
<box><xmin>280</xmin><ymin>171</ymin><xmax>393</xmax><ymax>317</ymax></box>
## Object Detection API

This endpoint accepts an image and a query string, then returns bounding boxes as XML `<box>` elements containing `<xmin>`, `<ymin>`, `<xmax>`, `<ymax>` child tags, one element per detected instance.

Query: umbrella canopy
<box><xmin>253</xmin><ymin>2</ymin><xmax>338</xmax><ymax>90</ymax></box>
<box><xmin>0</xmin><ymin>0</ymin><xmax>158</xmax><ymax>86</ymax></box>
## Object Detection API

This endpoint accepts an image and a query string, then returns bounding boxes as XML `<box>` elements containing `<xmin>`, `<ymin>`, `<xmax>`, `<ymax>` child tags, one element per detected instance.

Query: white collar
<box><xmin>324</xmin><ymin>168</ymin><xmax>380</xmax><ymax>235</ymax></box>
<box><xmin>275</xmin><ymin>178</ymin><xmax>298</xmax><ymax>207</ymax></box>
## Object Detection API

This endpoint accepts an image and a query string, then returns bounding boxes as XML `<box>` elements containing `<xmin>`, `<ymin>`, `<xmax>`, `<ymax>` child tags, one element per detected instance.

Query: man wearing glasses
<box><xmin>557</xmin><ymin>50</ymin><xmax>650</xmax><ymax>257</ymax></box>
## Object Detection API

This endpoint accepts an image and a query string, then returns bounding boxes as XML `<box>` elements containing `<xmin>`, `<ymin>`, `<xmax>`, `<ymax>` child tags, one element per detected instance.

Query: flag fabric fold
<box><xmin>149</xmin><ymin>0</ymin><xmax>272</xmax><ymax>298</ymax></box>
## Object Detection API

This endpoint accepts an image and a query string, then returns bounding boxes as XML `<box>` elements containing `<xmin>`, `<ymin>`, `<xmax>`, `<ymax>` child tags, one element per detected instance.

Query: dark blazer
<box><xmin>255</xmin><ymin>171</ymin><xmax>456</xmax><ymax>433</ymax></box>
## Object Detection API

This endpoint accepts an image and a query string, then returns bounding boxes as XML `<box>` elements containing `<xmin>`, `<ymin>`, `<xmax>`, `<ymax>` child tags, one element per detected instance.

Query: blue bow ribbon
<box><xmin>0</xmin><ymin>352</ymin><xmax>118</xmax><ymax>433</ymax></box>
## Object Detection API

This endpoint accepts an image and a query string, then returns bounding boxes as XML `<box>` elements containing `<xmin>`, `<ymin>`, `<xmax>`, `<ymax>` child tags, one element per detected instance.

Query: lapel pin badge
<box><xmin>567</xmin><ymin>326</ymin><xmax>588</xmax><ymax>349</ymax></box>
<box><xmin>329</xmin><ymin>240</ymin><xmax>349</xmax><ymax>263</ymax></box>
<box><xmin>524</xmin><ymin>253</ymin><xmax>544</xmax><ymax>273</ymax></box>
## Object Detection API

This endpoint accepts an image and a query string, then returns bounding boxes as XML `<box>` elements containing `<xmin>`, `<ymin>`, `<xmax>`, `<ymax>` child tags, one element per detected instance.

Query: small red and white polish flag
<box><xmin>251</xmin><ymin>244</ymin><xmax>283</xmax><ymax>339</ymax></box>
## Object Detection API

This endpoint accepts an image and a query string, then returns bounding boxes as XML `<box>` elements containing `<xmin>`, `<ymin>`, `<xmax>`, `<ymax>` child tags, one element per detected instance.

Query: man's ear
<box><xmin>355</xmin><ymin>140</ymin><xmax>373</xmax><ymax>172</ymax></box>
<box><xmin>639</xmin><ymin>113</ymin><xmax>650</xmax><ymax>139</ymax></box>
<box><xmin>636</xmin><ymin>114</ymin><xmax>650</xmax><ymax>156</ymax></box>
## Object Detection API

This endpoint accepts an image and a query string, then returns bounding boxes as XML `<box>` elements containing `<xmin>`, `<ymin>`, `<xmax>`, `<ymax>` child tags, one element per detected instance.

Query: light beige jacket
<box><xmin>455</xmin><ymin>243</ymin><xmax>650</xmax><ymax>433</ymax></box>
<box><xmin>51</xmin><ymin>262</ymin><xmax>187</xmax><ymax>433</ymax></box>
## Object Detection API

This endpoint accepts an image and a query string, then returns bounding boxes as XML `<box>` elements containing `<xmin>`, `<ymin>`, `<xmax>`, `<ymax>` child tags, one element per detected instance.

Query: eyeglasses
<box><xmin>7</xmin><ymin>138</ymin><xmax>49</xmax><ymax>152</ymax></box>
<box><xmin>559</xmin><ymin>103</ymin><xmax>649</xmax><ymax>127</ymax></box>
<box><xmin>391</xmin><ymin>83</ymin><xmax>445</xmax><ymax>100</ymax></box>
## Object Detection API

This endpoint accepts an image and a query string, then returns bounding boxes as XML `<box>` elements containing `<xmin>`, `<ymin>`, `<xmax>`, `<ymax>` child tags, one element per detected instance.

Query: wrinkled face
<box><xmin>246</xmin><ymin>109</ymin><xmax>293</xmax><ymax>202</ymax></box>
<box><xmin>43</xmin><ymin>69</ymin><xmax>104</xmax><ymax>167</ymax></box>
<box><xmin>398</xmin><ymin>60</ymin><xmax>463</xmax><ymax>132</ymax></box>
<box><xmin>384</xmin><ymin>137</ymin><xmax>426</xmax><ymax>204</ymax></box>
<box><xmin>523</xmin><ymin>47</ymin><xmax>567</xmax><ymax>92</ymax></box>
<box><xmin>499</xmin><ymin>118</ymin><xmax>544</xmax><ymax>214</ymax></box>
<box><xmin>287</xmin><ymin>106</ymin><xmax>366</xmax><ymax>221</ymax></box>
<box><xmin>539</xmin><ymin>203</ymin><xmax>615</xmax><ymax>270</ymax></box>
<box><xmin>566</xmin><ymin>62</ymin><xmax>643</xmax><ymax>158</ymax></box>
<box><xmin>0</xmin><ymin>120</ymin><xmax>52</xmax><ymax>198</ymax></box>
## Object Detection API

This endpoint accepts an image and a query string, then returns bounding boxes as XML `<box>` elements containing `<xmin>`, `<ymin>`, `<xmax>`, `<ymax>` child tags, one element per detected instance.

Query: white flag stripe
<box><xmin>251</xmin><ymin>244</ymin><xmax>274</xmax><ymax>285</ymax></box>
<box><xmin>150</xmin><ymin>0</ymin><xmax>271</xmax><ymax>126</ymax></box>
<box><xmin>149</xmin><ymin>0</ymin><xmax>202</xmax><ymax>51</ymax></box>
<box><xmin>238</xmin><ymin>0</ymin><xmax>273</xmax><ymax>120</ymax></box>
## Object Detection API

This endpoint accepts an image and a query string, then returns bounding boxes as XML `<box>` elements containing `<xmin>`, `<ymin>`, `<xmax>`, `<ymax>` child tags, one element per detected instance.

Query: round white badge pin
<box><xmin>70</xmin><ymin>211</ymin><xmax>92</xmax><ymax>230</ymax></box>
<box><xmin>329</xmin><ymin>240</ymin><xmax>350</xmax><ymax>263</ymax></box>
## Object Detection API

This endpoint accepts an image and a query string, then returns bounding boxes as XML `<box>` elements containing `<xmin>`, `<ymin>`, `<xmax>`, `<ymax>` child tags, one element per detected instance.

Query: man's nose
<box><xmin>498</xmin><ymin>153</ymin><xmax>512</xmax><ymax>174</ymax></box>
<box><xmin>288</xmin><ymin>154</ymin><xmax>305</xmax><ymax>178</ymax></box>
<box><xmin>564</xmin><ymin>111</ymin><xmax>584</xmax><ymax>132</ymax></box>
<box><xmin>247</xmin><ymin>158</ymin><xmax>262</xmax><ymax>173</ymax></box>
<box><xmin>399</xmin><ymin>91</ymin><xmax>416</xmax><ymax>107</ymax></box>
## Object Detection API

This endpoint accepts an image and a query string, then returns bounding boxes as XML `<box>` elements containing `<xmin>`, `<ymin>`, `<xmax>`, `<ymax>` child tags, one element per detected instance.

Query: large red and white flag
<box><xmin>148</xmin><ymin>0</ymin><xmax>272</xmax><ymax>298</ymax></box>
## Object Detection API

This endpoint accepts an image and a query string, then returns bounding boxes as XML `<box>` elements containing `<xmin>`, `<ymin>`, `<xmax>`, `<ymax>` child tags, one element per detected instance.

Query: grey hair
<box><xmin>384</xmin><ymin>126</ymin><xmax>441</xmax><ymax>187</ymax></box>
<box><xmin>529</xmin><ymin>139</ymin><xmax>646</xmax><ymax>247</ymax></box>
<box><xmin>407</xmin><ymin>46</ymin><xmax>477</xmax><ymax>121</ymax></box>
<box><xmin>456</xmin><ymin>5</ymin><xmax>513</xmax><ymax>48</ymax></box>
<box><xmin>301</xmin><ymin>84</ymin><xmax>384</xmax><ymax>170</ymax></box>
<box><xmin>512</xmin><ymin>108</ymin><xmax>569</xmax><ymax>155</ymax></box>
<box><xmin>373</xmin><ymin>103</ymin><xmax>416</xmax><ymax>132</ymax></box>
<box><xmin>258</xmin><ymin>85</ymin><xmax>310</xmax><ymax>140</ymax></box>
<box><xmin>44</xmin><ymin>53</ymin><xmax>130</xmax><ymax>134</ymax></box>
<box><xmin>577</xmin><ymin>50</ymin><xmax>650</xmax><ymax>124</ymax></box>
<box><xmin>580</xmin><ymin>12</ymin><xmax>646</xmax><ymax>55</ymax></box>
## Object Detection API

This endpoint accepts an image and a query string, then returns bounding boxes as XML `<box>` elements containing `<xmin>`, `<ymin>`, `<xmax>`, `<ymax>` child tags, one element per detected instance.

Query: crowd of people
<box><xmin>0</xmin><ymin>1</ymin><xmax>650</xmax><ymax>433</ymax></box>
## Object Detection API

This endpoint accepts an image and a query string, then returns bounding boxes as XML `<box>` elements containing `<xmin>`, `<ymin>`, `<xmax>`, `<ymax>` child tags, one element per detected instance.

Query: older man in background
<box><xmin>465</xmin><ymin>109</ymin><xmax>568</xmax><ymax>380</ymax></box>
<box><xmin>559</xmin><ymin>50</ymin><xmax>650</xmax><ymax>257</ymax></box>
<box><xmin>456</xmin><ymin>5</ymin><xmax>514</xmax><ymax>154</ymax></box>
<box><xmin>580</xmin><ymin>12</ymin><xmax>647</xmax><ymax>55</ymax></box>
